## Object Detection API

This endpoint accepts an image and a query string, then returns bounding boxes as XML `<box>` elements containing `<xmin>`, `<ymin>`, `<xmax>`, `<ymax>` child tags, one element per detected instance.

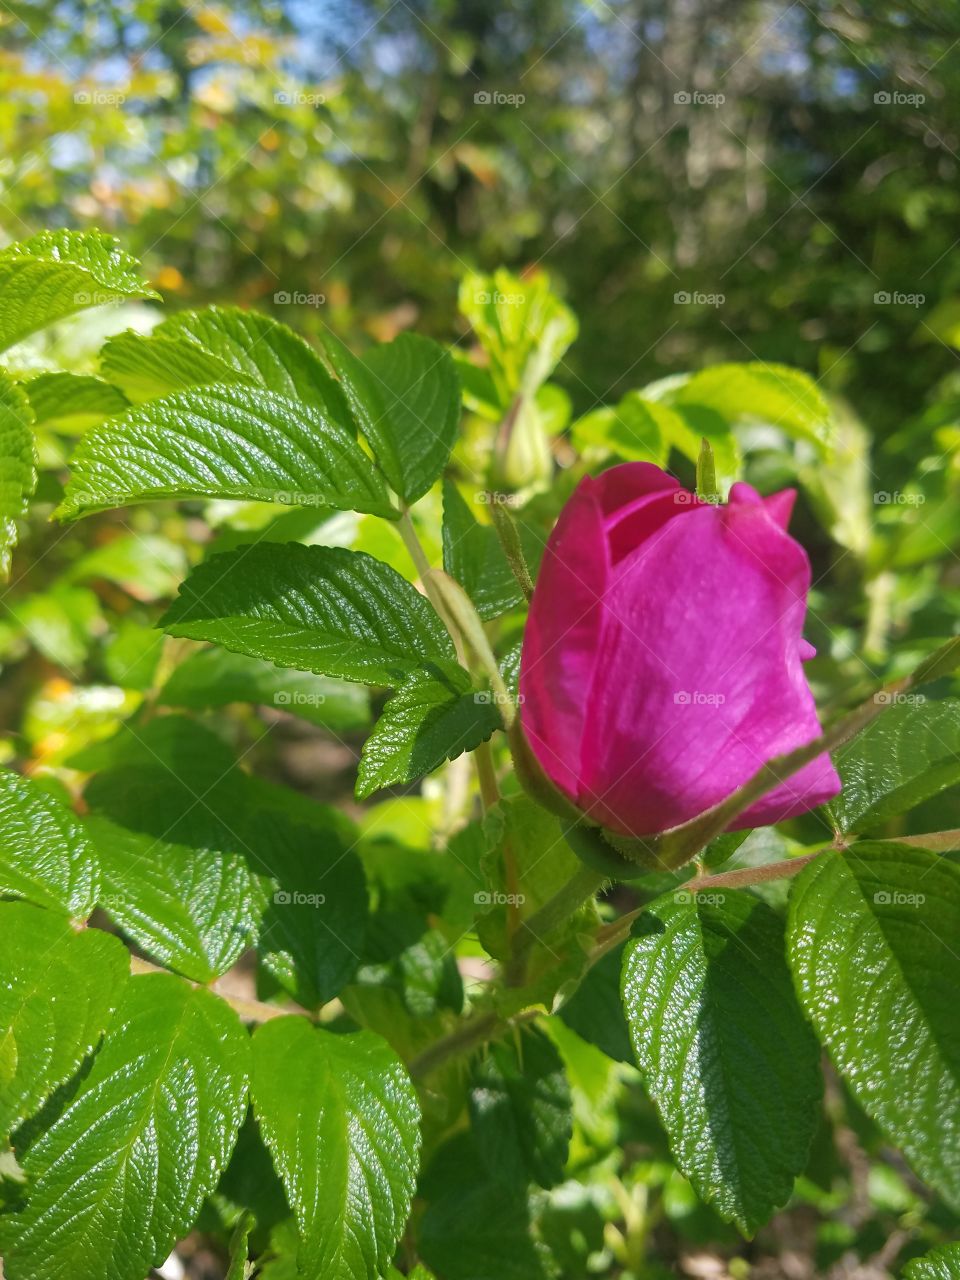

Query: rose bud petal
<box><xmin>519</xmin><ymin>461</ymin><xmax>841</xmax><ymax>837</ymax></box>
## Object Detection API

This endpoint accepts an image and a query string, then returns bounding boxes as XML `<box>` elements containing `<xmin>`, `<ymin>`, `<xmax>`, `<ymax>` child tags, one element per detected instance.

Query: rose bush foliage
<box><xmin>0</xmin><ymin>233</ymin><xmax>958</xmax><ymax>1279</ymax></box>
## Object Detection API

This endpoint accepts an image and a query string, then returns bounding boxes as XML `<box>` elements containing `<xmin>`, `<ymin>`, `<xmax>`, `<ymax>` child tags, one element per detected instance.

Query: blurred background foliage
<box><xmin>2</xmin><ymin>2</ymin><xmax>960</xmax><ymax>1277</ymax></box>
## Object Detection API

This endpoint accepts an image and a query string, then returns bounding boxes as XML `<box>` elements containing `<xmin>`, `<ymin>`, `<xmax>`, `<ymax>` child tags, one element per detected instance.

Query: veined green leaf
<box><xmin>160</xmin><ymin>542</ymin><xmax>463</xmax><ymax>688</ymax></box>
<box><xmin>251</xmin><ymin>1018</ymin><xmax>420</xmax><ymax>1280</ymax></box>
<box><xmin>357</xmin><ymin>675</ymin><xmax>501</xmax><ymax>799</ymax></box>
<box><xmin>621</xmin><ymin>889</ymin><xmax>821</xmax><ymax>1234</ymax></box>
<box><xmin>2</xmin><ymin>974</ymin><xmax>249</xmax><ymax>1280</ymax></box>
<box><xmin>87</xmin><ymin>814</ymin><xmax>265</xmax><ymax>984</ymax></box>
<box><xmin>57</xmin><ymin>383</ymin><xmax>394</xmax><ymax>519</ymax></box>
<box><xmin>824</xmin><ymin>694</ymin><xmax>960</xmax><ymax>834</ymax></box>
<box><xmin>324</xmin><ymin>332</ymin><xmax>460</xmax><ymax>504</ymax></box>
<box><xmin>905</xmin><ymin>1243</ymin><xmax>960</xmax><ymax>1279</ymax></box>
<box><xmin>159</xmin><ymin>305</ymin><xmax>350</xmax><ymax>416</ymax></box>
<box><xmin>0</xmin><ymin>230</ymin><xmax>156</xmax><ymax>354</ymax></box>
<box><xmin>0</xmin><ymin>770</ymin><xmax>99</xmax><ymax>918</ymax></box>
<box><xmin>99</xmin><ymin>330</ymin><xmax>249</xmax><ymax>401</ymax></box>
<box><xmin>468</xmin><ymin>1026</ymin><xmax>571</xmax><ymax>1189</ymax></box>
<box><xmin>441</xmin><ymin>479</ymin><xmax>524</xmax><ymax>621</ymax></box>
<box><xmin>24</xmin><ymin>372</ymin><xmax>129</xmax><ymax>434</ymax></box>
<box><xmin>0</xmin><ymin>370</ymin><xmax>35</xmax><ymax>578</ymax></box>
<box><xmin>0</xmin><ymin>901</ymin><xmax>128</xmax><ymax>1139</ymax></box>
<box><xmin>788</xmin><ymin>845</ymin><xmax>960</xmax><ymax>1210</ymax></box>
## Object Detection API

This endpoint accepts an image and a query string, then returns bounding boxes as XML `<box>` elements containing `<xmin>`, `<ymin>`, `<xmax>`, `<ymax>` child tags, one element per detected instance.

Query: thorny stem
<box><xmin>409</xmin><ymin>1006</ymin><xmax>541</xmax><ymax>1080</ymax></box>
<box><xmin>489</xmin><ymin>498</ymin><xmax>535</xmax><ymax>602</ymax></box>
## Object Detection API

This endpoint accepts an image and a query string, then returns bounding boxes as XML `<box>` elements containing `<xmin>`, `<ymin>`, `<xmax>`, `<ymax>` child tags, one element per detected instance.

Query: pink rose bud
<box><xmin>519</xmin><ymin>461</ymin><xmax>841</xmax><ymax>837</ymax></box>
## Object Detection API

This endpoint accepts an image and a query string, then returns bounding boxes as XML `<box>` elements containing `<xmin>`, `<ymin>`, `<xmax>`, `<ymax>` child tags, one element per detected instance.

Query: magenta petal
<box><xmin>574</xmin><ymin>494</ymin><xmax>840</xmax><ymax>835</ymax></box>
<box><xmin>799</xmin><ymin>638</ymin><xmax>817</xmax><ymax>661</ymax></box>
<box><xmin>519</xmin><ymin>474</ymin><xmax>609</xmax><ymax>800</ymax></box>
<box><xmin>764</xmin><ymin>488</ymin><xmax>797</xmax><ymax>529</ymax></box>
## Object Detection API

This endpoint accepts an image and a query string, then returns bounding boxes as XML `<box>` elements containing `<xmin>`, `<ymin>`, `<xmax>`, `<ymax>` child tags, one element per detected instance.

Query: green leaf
<box><xmin>0</xmin><ymin>370</ymin><xmax>35</xmax><ymax>578</ymax></box>
<box><xmin>572</xmin><ymin>392</ymin><xmax>668</xmax><ymax>466</ymax></box>
<box><xmin>248</xmin><ymin>812</ymin><xmax>367</xmax><ymax>1009</ymax></box>
<box><xmin>357</xmin><ymin>675</ymin><xmax>501</xmax><ymax>799</ymax></box>
<box><xmin>673</xmin><ymin>362</ymin><xmax>832</xmax><ymax>453</ymax></box>
<box><xmin>159</xmin><ymin>306</ymin><xmax>350</xmax><ymax>416</ymax></box>
<box><xmin>0</xmin><ymin>770</ymin><xmax>99</xmax><ymax>918</ymax></box>
<box><xmin>787</xmin><ymin>844</ymin><xmax>960</xmax><ymax>1210</ymax></box>
<box><xmin>160</xmin><ymin>542</ymin><xmax>463</xmax><ymax>688</ymax></box>
<box><xmin>159</xmin><ymin>645</ymin><xmax>370</xmax><ymax>732</ymax></box>
<box><xmin>57</xmin><ymin>383</ymin><xmax>395</xmax><ymax>519</ymax></box>
<box><xmin>324</xmin><ymin>332</ymin><xmax>460</xmax><ymax>504</ymax></box>
<box><xmin>25</xmin><ymin>372</ymin><xmax>129</xmax><ymax>434</ymax></box>
<box><xmin>621</xmin><ymin>889</ymin><xmax>821</xmax><ymax>1234</ymax></box>
<box><xmin>0</xmin><ymin>230</ymin><xmax>156</xmax><ymax>355</ymax></box>
<box><xmin>250</xmin><ymin>1018</ymin><xmax>420</xmax><ymax>1280</ymax></box>
<box><xmin>87</xmin><ymin>814</ymin><xmax>265</xmax><ymax>983</ymax></box>
<box><xmin>905</xmin><ymin>1243</ymin><xmax>960</xmax><ymax>1279</ymax></box>
<box><xmin>2</xmin><ymin>973</ymin><xmax>249</xmax><ymax>1280</ymax></box>
<box><xmin>0</xmin><ymin>901</ymin><xmax>128</xmax><ymax>1139</ymax></box>
<box><xmin>441</xmin><ymin>479</ymin><xmax>524</xmax><ymax>621</ymax></box>
<box><xmin>558</xmin><ymin>946</ymin><xmax>633</xmax><ymax>1064</ymax></box>
<box><xmin>418</xmin><ymin>1134</ymin><xmax>558</xmax><ymax>1280</ymax></box>
<box><xmin>824</xmin><ymin>694</ymin><xmax>960</xmax><ymax>834</ymax></box>
<box><xmin>99</xmin><ymin>330</ymin><xmax>248</xmax><ymax>401</ymax></box>
<box><xmin>469</xmin><ymin>1026</ymin><xmax>571</xmax><ymax>1189</ymax></box>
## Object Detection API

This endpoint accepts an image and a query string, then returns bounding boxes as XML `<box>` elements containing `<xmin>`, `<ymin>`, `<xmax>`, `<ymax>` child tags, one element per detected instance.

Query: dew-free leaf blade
<box><xmin>357</xmin><ymin>675</ymin><xmax>501</xmax><ymax>799</ymax></box>
<box><xmin>57</xmin><ymin>383</ymin><xmax>394</xmax><ymax>519</ymax></box>
<box><xmin>824</xmin><ymin>694</ymin><xmax>960</xmax><ymax>834</ymax></box>
<box><xmin>0</xmin><ymin>370</ymin><xmax>36</xmax><ymax>578</ymax></box>
<box><xmin>468</xmin><ymin>1025</ymin><xmax>571</xmax><ymax>1189</ymax></box>
<box><xmin>0</xmin><ymin>770</ymin><xmax>99</xmax><ymax>918</ymax></box>
<box><xmin>2</xmin><ymin>973</ymin><xmax>249</xmax><ymax>1280</ymax></box>
<box><xmin>787</xmin><ymin>844</ymin><xmax>960</xmax><ymax>1210</ymax></box>
<box><xmin>325</xmin><ymin>332</ymin><xmax>460</xmax><ymax>504</ymax></box>
<box><xmin>250</xmin><ymin>1018</ymin><xmax>420</xmax><ymax>1280</ymax></box>
<box><xmin>0</xmin><ymin>230</ymin><xmax>156</xmax><ymax>354</ymax></box>
<box><xmin>441</xmin><ymin>479</ymin><xmax>524</xmax><ymax>621</ymax></box>
<box><xmin>621</xmin><ymin>888</ymin><xmax>821</xmax><ymax>1234</ymax></box>
<box><xmin>0</xmin><ymin>901</ymin><xmax>128</xmax><ymax>1139</ymax></box>
<box><xmin>87</xmin><ymin>814</ymin><xmax>265</xmax><ymax>983</ymax></box>
<box><xmin>160</xmin><ymin>542</ymin><xmax>462</xmax><ymax>688</ymax></box>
